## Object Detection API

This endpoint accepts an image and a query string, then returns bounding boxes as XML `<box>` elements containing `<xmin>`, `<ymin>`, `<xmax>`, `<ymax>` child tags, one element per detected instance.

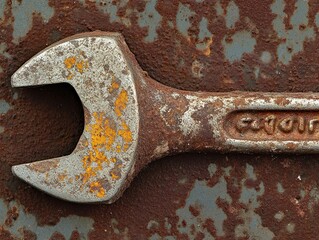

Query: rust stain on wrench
<box><xmin>11</xmin><ymin>31</ymin><xmax>319</xmax><ymax>203</ymax></box>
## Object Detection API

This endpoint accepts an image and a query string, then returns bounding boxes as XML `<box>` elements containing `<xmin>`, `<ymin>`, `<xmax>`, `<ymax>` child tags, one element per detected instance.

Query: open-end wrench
<box><xmin>11</xmin><ymin>31</ymin><xmax>319</xmax><ymax>203</ymax></box>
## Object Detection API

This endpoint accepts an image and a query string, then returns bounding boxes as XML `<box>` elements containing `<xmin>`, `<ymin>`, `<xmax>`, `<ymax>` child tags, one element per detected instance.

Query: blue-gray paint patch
<box><xmin>12</xmin><ymin>0</ymin><xmax>54</xmax><ymax>44</ymax></box>
<box><xmin>0</xmin><ymin>99</ymin><xmax>11</xmax><ymax>114</ymax></box>
<box><xmin>0</xmin><ymin>0</ymin><xmax>5</xmax><ymax>20</ymax></box>
<box><xmin>271</xmin><ymin>0</ymin><xmax>315</xmax><ymax>65</ymax></box>
<box><xmin>196</xmin><ymin>17</ymin><xmax>213</xmax><ymax>54</ymax></box>
<box><xmin>90</xmin><ymin>0</ymin><xmax>131</xmax><ymax>27</ymax></box>
<box><xmin>148</xmin><ymin>218</ymin><xmax>175</xmax><ymax>239</ymax></box>
<box><xmin>235</xmin><ymin>164</ymin><xmax>275</xmax><ymax>240</ymax></box>
<box><xmin>176</xmin><ymin>3</ymin><xmax>195</xmax><ymax>38</ymax></box>
<box><xmin>13</xmin><ymin>92</ymin><xmax>19</xmax><ymax>100</ymax></box>
<box><xmin>0</xmin><ymin>126</ymin><xmax>4</xmax><ymax>134</ymax></box>
<box><xmin>222</xmin><ymin>31</ymin><xmax>256</xmax><ymax>63</ymax></box>
<box><xmin>254</xmin><ymin>67</ymin><xmax>260</xmax><ymax>79</ymax></box>
<box><xmin>110</xmin><ymin>218</ymin><xmax>130</xmax><ymax>239</ymax></box>
<box><xmin>0</xmin><ymin>199</ymin><xmax>94</xmax><ymax>239</ymax></box>
<box><xmin>286</xmin><ymin>223</ymin><xmax>295</xmax><ymax>234</ymax></box>
<box><xmin>261</xmin><ymin>51</ymin><xmax>272</xmax><ymax>64</ymax></box>
<box><xmin>274</xmin><ymin>211</ymin><xmax>284</xmax><ymax>221</ymax></box>
<box><xmin>316</xmin><ymin>12</ymin><xmax>319</xmax><ymax>27</ymax></box>
<box><xmin>207</xmin><ymin>163</ymin><xmax>217</xmax><ymax>177</ymax></box>
<box><xmin>176</xmin><ymin>165</ymin><xmax>232</xmax><ymax>239</ymax></box>
<box><xmin>215</xmin><ymin>1</ymin><xmax>224</xmax><ymax>16</ymax></box>
<box><xmin>138</xmin><ymin>0</ymin><xmax>162</xmax><ymax>42</ymax></box>
<box><xmin>147</xmin><ymin>220</ymin><xmax>160</xmax><ymax>230</ymax></box>
<box><xmin>225</xmin><ymin>1</ymin><xmax>239</xmax><ymax>29</ymax></box>
<box><xmin>308</xmin><ymin>187</ymin><xmax>319</xmax><ymax>213</ymax></box>
<box><xmin>0</xmin><ymin>43</ymin><xmax>12</xmax><ymax>59</ymax></box>
<box><xmin>277</xmin><ymin>182</ymin><xmax>285</xmax><ymax>194</ymax></box>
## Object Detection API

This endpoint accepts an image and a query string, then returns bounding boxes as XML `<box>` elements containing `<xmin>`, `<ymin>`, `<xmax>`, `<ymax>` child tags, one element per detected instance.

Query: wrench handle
<box><xmin>143</xmin><ymin>90</ymin><xmax>319</xmax><ymax>157</ymax></box>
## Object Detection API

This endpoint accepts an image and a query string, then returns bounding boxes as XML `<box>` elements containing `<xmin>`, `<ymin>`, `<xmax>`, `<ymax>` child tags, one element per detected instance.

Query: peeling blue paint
<box><xmin>260</xmin><ymin>51</ymin><xmax>272</xmax><ymax>64</ymax></box>
<box><xmin>215</xmin><ymin>1</ymin><xmax>224</xmax><ymax>16</ymax></box>
<box><xmin>176</xmin><ymin>3</ymin><xmax>195</xmax><ymax>39</ymax></box>
<box><xmin>286</xmin><ymin>223</ymin><xmax>295</xmax><ymax>234</ymax></box>
<box><xmin>308</xmin><ymin>187</ymin><xmax>319</xmax><ymax>213</ymax></box>
<box><xmin>0</xmin><ymin>199</ymin><xmax>94</xmax><ymax>239</ymax></box>
<box><xmin>176</xmin><ymin>165</ymin><xmax>232</xmax><ymax>238</ymax></box>
<box><xmin>222</xmin><ymin>31</ymin><xmax>256</xmax><ymax>63</ymax></box>
<box><xmin>225</xmin><ymin>1</ymin><xmax>239</xmax><ymax>29</ymax></box>
<box><xmin>0</xmin><ymin>0</ymin><xmax>5</xmax><ymax>20</ymax></box>
<box><xmin>216</xmin><ymin>0</ymin><xmax>239</xmax><ymax>29</ymax></box>
<box><xmin>0</xmin><ymin>43</ymin><xmax>12</xmax><ymax>59</ymax></box>
<box><xmin>207</xmin><ymin>163</ymin><xmax>217</xmax><ymax>176</ymax></box>
<box><xmin>12</xmin><ymin>0</ymin><xmax>54</xmax><ymax>44</ymax></box>
<box><xmin>147</xmin><ymin>218</ymin><xmax>175</xmax><ymax>240</ymax></box>
<box><xmin>316</xmin><ymin>12</ymin><xmax>319</xmax><ymax>27</ymax></box>
<box><xmin>235</xmin><ymin>164</ymin><xmax>274</xmax><ymax>240</ymax></box>
<box><xmin>0</xmin><ymin>99</ymin><xmax>11</xmax><ymax>114</ymax></box>
<box><xmin>274</xmin><ymin>211</ymin><xmax>284</xmax><ymax>221</ymax></box>
<box><xmin>254</xmin><ymin>67</ymin><xmax>260</xmax><ymax>79</ymax></box>
<box><xmin>110</xmin><ymin>218</ymin><xmax>130</xmax><ymax>239</ymax></box>
<box><xmin>196</xmin><ymin>17</ymin><xmax>213</xmax><ymax>54</ymax></box>
<box><xmin>90</xmin><ymin>0</ymin><xmax>131</xmax><ymax>27</ymax></box>
<box><xmin>13</xmin><ymin>92</ymin><xmax>19</xmax><ymax>100</ymax></box>
<box><xmin>147</xmin><ymin>220</ymin><xmax>160</xmax><ymax>230</ymax></box>
<box><xmin>277</xmin><ymin>182</ymin><xmax>285</xmax><ymax>194</ymax></box>
<box><xmin>271</xmin><ymin>0</ymin><xmax>315</xmax><ymax>65</ymax></box>
<box><xmin>138</xmin><ymin>0</ymin><xmax>162</xmax><ymax>42</ymax></box>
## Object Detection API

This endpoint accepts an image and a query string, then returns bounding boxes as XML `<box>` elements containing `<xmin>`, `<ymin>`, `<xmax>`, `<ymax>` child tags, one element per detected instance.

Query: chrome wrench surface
<box><xmin>11</xmin><ymin>32</ymin><xmax>319</xmax><ymax>203</ymax></box>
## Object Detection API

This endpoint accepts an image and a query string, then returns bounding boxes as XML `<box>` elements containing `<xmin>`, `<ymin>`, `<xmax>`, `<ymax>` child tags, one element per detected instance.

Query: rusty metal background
<box><xmin>1</xmin><ymin>0</ymin><xmax>319</xmax><ymax>239</ymax></box>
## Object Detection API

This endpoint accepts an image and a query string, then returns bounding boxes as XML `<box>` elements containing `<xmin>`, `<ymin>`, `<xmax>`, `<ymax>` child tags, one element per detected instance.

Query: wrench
<box><xmin>11</xmin><ymin>31</ymin><xmax>319</xmax><ymax>203</ymax></box>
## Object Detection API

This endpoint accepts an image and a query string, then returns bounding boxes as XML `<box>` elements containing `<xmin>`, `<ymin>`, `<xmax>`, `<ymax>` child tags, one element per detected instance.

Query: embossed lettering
<box><xmin>264</xmin><ymin>115</ymin><xmax>276</xmax><ymax>135</ymax></box>
<box><xmin>227</xmin><ymin>111</ymin><xmax>319</xmax><ymax>140</ymax></box>
<box><xmin>278</xmin><ymin>117</ymin><xmax>294</xmax><ymax>133</ymax></box>
<box><xmin>309</xmin><ymin>119</ymin><xmax>319</xmax><ymax>133</ymax></box>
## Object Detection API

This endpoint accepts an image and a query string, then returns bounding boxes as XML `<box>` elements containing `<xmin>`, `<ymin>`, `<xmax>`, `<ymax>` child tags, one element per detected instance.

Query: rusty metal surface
<box><xmin>1</xmin><ymin>0</ymin><xmax>319</xmax><ymax>239</ymax></box>
<box><xmin>13</xmin><ymin>32</ymin><xmax>319</xmax><ymax>205</ymax></box>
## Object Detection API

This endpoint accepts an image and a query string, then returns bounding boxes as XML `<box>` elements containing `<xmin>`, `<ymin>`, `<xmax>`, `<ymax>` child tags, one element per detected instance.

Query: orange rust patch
<box><xmin>64</xmin><ymin>55</ymin><xmax>89</xmax><ymax>80</ymax></box>
<box><xmin>89</xmin><ymin>181</ymin><xmax>106</xmax><ymax>198</ymax></box>
<box><xmin>81</xmin><ymin>112</ymin><xmax>118</xmax><ymax>198</ymax></box>
<box><xmin>58</xmin><ymin>174</ymin><xmax>67</xmax><ymax>181</ymax></box>
<box><xmin>109</xmin><ymin>78</ymin><xmax>120</xmax><ymax>93</ymax></box>
<box><xmin>75</xmin><ymin>60</ymin><xmax>88</xmax><ymax>73</ymax></box>
<box><xmin>115</xmin><ymin>89</ymin><xmax>128</xmax><ymax>117</ymax></box>
<box><xmin>64</xmin><ymin>56</ymin><xmax>76</xmax><ymax>69</ymax></box>
<box><xmin>118</xmin><ymin>121</ymin><xmax>132</xmax><ymax>151</ymax></box>
<box><xmin>79</xmin><ymin>83</ymin><xmax>132</xmax><ymax>197</ymax></box>
<box><xmin>110</xmin><ymin>172</ymin><xmax>119</xmax><ymax>180</ymax></box>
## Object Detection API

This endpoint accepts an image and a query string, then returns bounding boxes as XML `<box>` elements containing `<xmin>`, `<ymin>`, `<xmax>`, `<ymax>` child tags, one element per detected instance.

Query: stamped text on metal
<box><xmin>225</xmin><ymin>111</ymin><xmax>319</xmax><ymax>140</ymax></box>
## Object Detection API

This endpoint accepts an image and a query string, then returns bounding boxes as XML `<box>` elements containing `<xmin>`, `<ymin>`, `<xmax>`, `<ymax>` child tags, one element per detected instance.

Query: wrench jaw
<box><xmin>11</xmin><ymin>32</ymin><xmax>140</xmax><ymax>203</ymax></box>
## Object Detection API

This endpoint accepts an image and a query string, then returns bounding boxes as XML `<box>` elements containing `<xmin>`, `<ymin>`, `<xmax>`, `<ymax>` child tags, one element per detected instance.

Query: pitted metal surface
<box><xmin>12</xmin><ymin>32</ymin><xmax>139</xmax><ymax>203</ymax></box>
<box><xmin>11</xmin><ymin>31</ymin><xmax>319</xmax><ymax>204</ymax></box>
<box><xmin>2</xmin><ymin>0</ymin><xmax>319</xmax><ymax>239</ymax></box>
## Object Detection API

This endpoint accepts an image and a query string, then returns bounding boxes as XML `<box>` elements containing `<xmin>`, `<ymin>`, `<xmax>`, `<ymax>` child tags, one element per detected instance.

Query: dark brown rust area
<box><xmin>3</xmin><ymin>0</ymin><xmax>319</xmax><ymax>239</ymax></box>
<box><xmin>225</xmin><ymin>110</ymin><xmax>319</xmax><ymax>140</ymax></box>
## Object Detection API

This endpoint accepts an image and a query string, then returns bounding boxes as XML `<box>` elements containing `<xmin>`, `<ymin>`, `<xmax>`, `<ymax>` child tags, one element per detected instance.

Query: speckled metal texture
<box><xmin>12</xmin><ymin>32</ymin><xmax>140</xmax><ymax>203</ymax></box>
<box><xmin>2</xmin><ymin>0</ymin><xmax>319</xmax><ymax>239</ymax></box>
<box><xmin>13</xmin><ymin>32</ymin><xmax>319</xmax><ymax>205</ymax></box>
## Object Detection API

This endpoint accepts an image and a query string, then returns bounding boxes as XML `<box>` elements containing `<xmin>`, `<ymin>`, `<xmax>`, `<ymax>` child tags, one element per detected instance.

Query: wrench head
<box><xmin>11</xmin><ymin>32</ymin><xmax>139</xmax><ymax>203</ymax></box>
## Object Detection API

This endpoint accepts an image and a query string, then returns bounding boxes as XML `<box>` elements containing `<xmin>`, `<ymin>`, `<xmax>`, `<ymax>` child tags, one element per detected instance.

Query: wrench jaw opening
<box><xmin>11</xmin><ymin>32</ymin><xmax>140</xmax><ymax>203</ymax></box>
